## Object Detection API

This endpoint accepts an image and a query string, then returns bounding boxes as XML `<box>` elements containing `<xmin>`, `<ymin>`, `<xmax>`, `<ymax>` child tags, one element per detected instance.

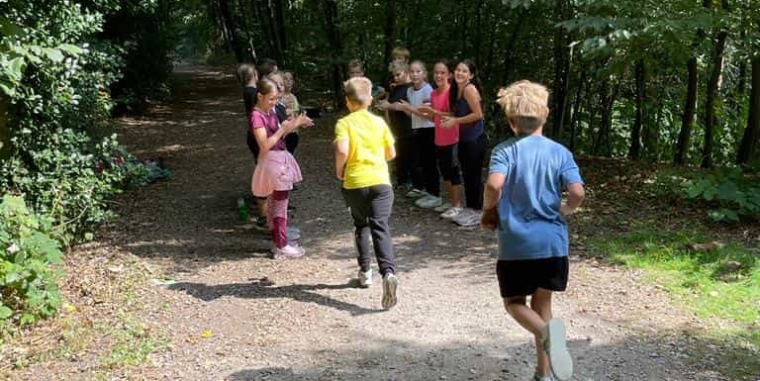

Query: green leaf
<box><xmin>0</xmin><ymin>305</ymin><xmax>12</xmax><ymax>319</ymax></box>
<box><xmin>43</xmin><ymin>48</ymin><xmax>64</xmax><ymax>63</ymax></box>
<box><xmin>57</xmin><ymin>44</ymin><xmax>84</xmax><ymax>55</ymax></box>
<box><xmin>7</xmin><ymin>56</ymin><xmax>26</xmax><ymax>81</ymax></box>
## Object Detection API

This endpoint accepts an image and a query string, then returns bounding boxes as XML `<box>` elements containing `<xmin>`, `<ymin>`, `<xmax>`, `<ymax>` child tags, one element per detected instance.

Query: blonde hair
<box><xmin>344</xmin><ymin>77</ymin><xmax>373</xmax><ymax>106</ymax></box>
<box><xmin>496</xmin><ymin>80</ymin><xmax>550</xmax><ymax>134</ymax></box>
<box><xmin>390</xmin><ymin>61</ymin><xmax>409</xmax><ymax>75</ymax></box>
<box><xmin>410</xmin><ymin>60</ymin><xmax>427</xmax><ymax>80</ymax></box>
<box><xmin>391</xmin><ymin>46</ymin><xmax>410</xmax><ymax>61</ymax></box>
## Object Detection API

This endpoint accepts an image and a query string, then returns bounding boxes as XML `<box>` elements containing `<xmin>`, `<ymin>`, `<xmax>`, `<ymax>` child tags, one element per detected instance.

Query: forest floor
<box><xmin>2</xmin><ymin>67</ymin><xmax>759</xmax><ymax>381</ymax></box>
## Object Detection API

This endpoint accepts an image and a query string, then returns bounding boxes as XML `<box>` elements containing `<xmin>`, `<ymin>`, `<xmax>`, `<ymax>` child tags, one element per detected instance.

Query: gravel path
<box><xmin>16</xmin><ymin>67</ymin><xmax>746</xmax><ymax>381</ymax></box>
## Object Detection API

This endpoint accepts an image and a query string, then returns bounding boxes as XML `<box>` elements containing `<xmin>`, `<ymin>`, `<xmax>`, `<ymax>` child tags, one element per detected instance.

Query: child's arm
<box><xmin>561</xmin><ymin>183</ymin><xmax>585</xmax><ymax>216</ymax></box>
<box><xmin>334</xmin><ymin>139</ymin><xmax>349</xmax><ymax>180</ymax></box>
<box><xmin>444</xmin><ymin>85</ymin><xmax>482</xmax><ymax>128</ymax></box>
<box><xmin>385</xmin><ymin>142</ymin><xmax>396</xmax><ymax>161</ymax></box>
<box><xmin>481</xmin><ymin>172</ymin><xmax>505</xmax><ymax>231</ymax></box>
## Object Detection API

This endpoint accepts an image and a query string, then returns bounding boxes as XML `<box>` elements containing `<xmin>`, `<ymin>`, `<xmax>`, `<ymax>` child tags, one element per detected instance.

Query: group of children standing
<box><xmin>350</xmin><ymin>48</ymin><xmax>488</xmax><ymax>228</ymax></box>
<box><xmin>237</xmin><ymin>50</ymin><xmax>585</xmax><ymax>381</ymax></box>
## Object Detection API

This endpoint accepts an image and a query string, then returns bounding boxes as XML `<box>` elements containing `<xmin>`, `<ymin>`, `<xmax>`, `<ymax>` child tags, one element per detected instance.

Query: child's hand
<box><xmin>377</xmin><ymin>99</ymin><xmax>390</xmax><ymax>110</ymax></box>
<box><xmin>560</xmin><ymin>204</ymin><xmax>574</xmax><ymax>216</ymax></box>
<box><xmin>441</xmin><ymin>116</ymin><xmax>456</xmax><ymax>129</ymax></box>
<box><xmin>417</xmin><ymin>105</ymin><xmax>435</xmax><ymax>117</ymax></box>
<box><xmin>480</xmin><ymin>207</ymin><xmax>499</xmax><ymax>231</ymax></box>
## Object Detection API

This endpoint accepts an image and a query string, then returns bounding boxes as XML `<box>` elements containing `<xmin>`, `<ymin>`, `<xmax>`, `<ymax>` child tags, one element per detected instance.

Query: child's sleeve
<box><xmin>334</xmin><ymin>119</ymin><xmax>349</xmax><ymax>144</ymax></box>
<box><xmin>489</xmin><ymin>145</ymin><xmax>509</xmax><ymax>175</ymax></box>
<box><xmin>250</xmin><ymin>111</ymin><xmax>264</xmax><ymax>133</ymax></box>
<box><xmin>383</xmin><ymin>120</ymin><xmax>395</xmax><ymax>147</ymax></box>
<box><xmin>560</xmin><ymin>149</ymin><xmax>584</xmax><ymax>186</ymax></box>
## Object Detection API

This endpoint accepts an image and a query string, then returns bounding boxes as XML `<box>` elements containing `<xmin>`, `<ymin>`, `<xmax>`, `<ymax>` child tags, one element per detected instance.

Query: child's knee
<box><xmin>503</xmin><ymin>296</ymin><xmax>527</xmax><ymax>313</ymax></box>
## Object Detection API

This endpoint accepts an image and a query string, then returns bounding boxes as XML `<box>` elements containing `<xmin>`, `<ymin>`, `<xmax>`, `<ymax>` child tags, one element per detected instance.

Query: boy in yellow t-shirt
<box><xmin>334</xmin><ymin>77</ymin><xmax>399</xmax><ymax>310</ymax></box>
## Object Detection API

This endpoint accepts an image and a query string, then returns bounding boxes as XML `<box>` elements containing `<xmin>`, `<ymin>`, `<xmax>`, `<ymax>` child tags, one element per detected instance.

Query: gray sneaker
<box><xmin>544</xmin><ymin>318</ymin><xmax>573</xmax><ymax>381</ymax></box>
<box><xmin>532</xmin><ymin>373</ymin><xmax>555</xmax><ymax>381</ymax></box>
<box><xmin>358</xmin><ymin>269</ymin><xmax>372</xmax><ymax>288</ymax></box>
<box><xmin>381</xmin><ymin>273</ymin><xmax>398</xmax><ymax>309</ymax></box>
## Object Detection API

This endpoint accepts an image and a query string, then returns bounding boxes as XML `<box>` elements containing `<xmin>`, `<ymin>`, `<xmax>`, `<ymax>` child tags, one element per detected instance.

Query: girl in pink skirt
<box><xmin>250</xmin><ymin>78</ymin><xmax>313</xmax><ymax>258</ymax></box>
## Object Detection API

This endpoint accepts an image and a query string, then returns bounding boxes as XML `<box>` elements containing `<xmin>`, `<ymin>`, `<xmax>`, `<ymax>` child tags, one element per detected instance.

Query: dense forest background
<box><xmin>1</xmin><ymin>0</ymin><xmax>759</xmax><ymax>330</ymax></box>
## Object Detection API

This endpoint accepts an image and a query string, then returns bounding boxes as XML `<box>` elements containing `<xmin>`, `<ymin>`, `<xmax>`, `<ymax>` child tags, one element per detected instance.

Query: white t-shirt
<box><xmin>407</xmin><ymin>83</ymin><xmax>435</xmax><ymax>129</ymax></box>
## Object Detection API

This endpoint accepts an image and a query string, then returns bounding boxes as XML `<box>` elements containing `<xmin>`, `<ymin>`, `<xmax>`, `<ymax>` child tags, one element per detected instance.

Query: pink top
<box><xmin>431</xmin><ymin>87</ymin><xmax>459</xmax><ymax>146</ymax></box>
<box><xmin>251</xmin><ymin>108</ymin><xmax>286</xmax><ymax>151</ymax></box>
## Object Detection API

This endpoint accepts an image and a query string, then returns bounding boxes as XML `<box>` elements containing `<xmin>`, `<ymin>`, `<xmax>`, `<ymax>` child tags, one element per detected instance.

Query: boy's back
<box><xmin>335</xmin><ymin>109</ymin><xmax>394</xmax><ymax>189</ymax></box>
<box><xmin>489</xmin><ymin>135</ymin><xmax>583</xmax><ymax>260</ymax></box>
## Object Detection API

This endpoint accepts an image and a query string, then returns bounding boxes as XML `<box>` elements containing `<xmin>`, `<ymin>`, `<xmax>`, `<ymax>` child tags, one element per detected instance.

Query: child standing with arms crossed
<box><xmin>251</xmin><ymin>79</ymin><xmax>313</xmax><ymax>258</ymax></box>
<box><xmin>481</xmin><ymin>81</ymin><xmax>585</xmax><ymax>381</ymax></box>
<box><xmin>334</xmin><ymin>77</ymin><xmax>399</xmax><ymax>310</ymax></box>
<box><xmin>379</xmin><ymin>62</ymin><xmax>417</xmax><ymax>195</ymax></box>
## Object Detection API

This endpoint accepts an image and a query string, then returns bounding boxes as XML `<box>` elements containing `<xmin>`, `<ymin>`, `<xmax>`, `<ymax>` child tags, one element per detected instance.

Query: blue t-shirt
<box><xmin>489</xmin><ymin>136</ymin><xmax>584</xmax><ymax>261</ymax></box>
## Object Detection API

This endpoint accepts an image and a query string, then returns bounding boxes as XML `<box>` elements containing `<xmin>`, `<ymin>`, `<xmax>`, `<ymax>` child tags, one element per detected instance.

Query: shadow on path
<box><xmin>168</xmin><ymin>278</ymin><xmax>384</xmax><ymax>316</ymax></box>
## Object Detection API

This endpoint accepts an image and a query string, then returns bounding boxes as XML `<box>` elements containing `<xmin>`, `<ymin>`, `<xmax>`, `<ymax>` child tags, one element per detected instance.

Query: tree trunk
<box><xmin>629</xmin><ymin>59</ymin><xmax>645</xmax><ymax>160</ymax></box>
<box><xmin>737</xmin><ymin>57</ymin><xmax>760</xmax><ymax>165</ymax></box>
<box><xmin>0</xmin><ymin>95</ymin><xmax>9</xmax><ymax>161</ymax></box>
<box><xmin>237</xmin><ymin>0</ymin><xmax>257</xmax><ymax>61</ymax></box>
<box><xmin>501</xmin><ymin>11</ymin><xmax>527</xmax><ymax>84</ymax></box>
<box><xmin>700</xmin><ymin>29</ymin><xmax>728</xmax><ymax>168</ymax></box>
<box><xmin>323</xmin><ymin>0</ymin><xmax>344</xmax><ymax>109</ymax></box>
<box><xmin>218</xmin><ymin>0</ymin><xmax>244</xmax><ymax>62</ymax></box>
<box><xmin>594</xmin><ymin>79</ymin><xmax>617</xmax><ymax>156</ymax></box>
<box><xmin>382</xmin><ymin>0</ymin><xmax>396</xmax><ymax>86</ymax></box>
<box><xmin>569</xmin><ymin>65</ymin><xmax>587</xmax><ymax>152</ymax></box>
<box><xmin>550</xmin><ymin>0</ymin><xmax>570</xmax><ymax>139</ymax></box>
<box><xmin>675</xmin><ymin>57</ymin><xmax>698</xmax><ymax>164</ymax></box>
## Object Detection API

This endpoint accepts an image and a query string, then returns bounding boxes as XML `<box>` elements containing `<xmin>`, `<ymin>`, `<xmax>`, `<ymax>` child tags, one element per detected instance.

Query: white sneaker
<box><xmin>544</xmin><ymin>318</ymin><xmax>573</xmax><ymax>381</ymax></box>
<box><xmin>381</xmin><ymin>273</ymin><xmax>398</xmax><ymax>309</ymax></box>
<box><xmin>358</xmin><ymin>269</ymin><xmax>372</xmax><ymax>288</ymax></box>
<box><xmin>405</xmin><ymin>188</ymin><xmax>425</xmax><ymax>198</ymax></box>
<box><xmin>270</xmin><ymin>244</ymin><xmax>305</xmax><ymax>259</ymax></box>
<box><xmin>433</xmin><ymin>202</ymin><xmax>452</xmax><ymax>212</ymax></box>
<box><xmin>415</xmin><ymin>195</ymin><xmax>442</xmax><ymax>209</ymax></box>
<box><xmin>456</xmin><ymin>210</ymin><xmax>482</xmax><ymax>227</ymax></box>
<box><xmin>440</xmin><ymin>206</ymin><xmax>463</xmax><ymax>219</ymax></box>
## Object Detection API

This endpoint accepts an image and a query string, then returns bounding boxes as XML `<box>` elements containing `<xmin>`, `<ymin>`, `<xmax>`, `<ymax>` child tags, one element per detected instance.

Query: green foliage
<box><xmin>587</xmin><ymin>225</ymin><xmax>760</xmax><ymax>354</ymax></box>
<box><xmin>0</xmin><ymin>195</ymin><xmax>63</xmax><ymax>332</ymax></box>
<box><xmin>653</xmin><ymin>167</ymin><xmax>760</xmax><ymax>222</ymax></box>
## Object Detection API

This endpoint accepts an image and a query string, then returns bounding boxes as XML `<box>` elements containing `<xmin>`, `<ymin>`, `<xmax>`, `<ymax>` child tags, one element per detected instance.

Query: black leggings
<box><xmin>414</xmin><ymin>128</ymin><xmax>439</xmax><ymax>196</ymax></box>
<box><xmin>341</xmin><ymin>185</ymin><xmax>396</xmax><ymax>276</ymax></box>
<box><xmin>458</xmin><ymin>133</ymin><xmax>487</xmax><ymax>210</ymax></box>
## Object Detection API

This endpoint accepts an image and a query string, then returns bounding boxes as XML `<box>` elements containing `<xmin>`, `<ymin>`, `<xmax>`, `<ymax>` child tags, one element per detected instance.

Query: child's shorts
<box><xmin>496</xmin><ymin>257</ymin><xmax>568</xmax><ymax>298</ymax></box>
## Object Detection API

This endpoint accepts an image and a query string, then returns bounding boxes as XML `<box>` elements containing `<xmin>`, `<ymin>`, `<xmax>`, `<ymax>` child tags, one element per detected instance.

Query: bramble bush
<box><xmin>0</xmin><ymin>0</ymin><xmax>172</xmax><ymax>330</ymax></box>
<box><xmin>653</xmin><ymin>166</ymin><xmax>760</xmax><ymax>222</ymax></box>
<box><xmin>0</xmin><ymin>195</ymin><xmax>63</xmax><ymax>333</ymax></box>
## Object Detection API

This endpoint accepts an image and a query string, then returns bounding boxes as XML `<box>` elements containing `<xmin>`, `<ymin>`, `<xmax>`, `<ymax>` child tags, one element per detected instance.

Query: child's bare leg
<box><xmin>503</xmin><ymin>289</ymin><xmax>553</xmax><ymax>376</ymax></box>
<box><xmin>444</xmin><ymin>181</ymin><xmax>462</xmax><ymax>207</ymax></box>
<box><xmin>530</xmin><ymin>288</ymin><xmax>553</xmax><ymax>376</ymax></box>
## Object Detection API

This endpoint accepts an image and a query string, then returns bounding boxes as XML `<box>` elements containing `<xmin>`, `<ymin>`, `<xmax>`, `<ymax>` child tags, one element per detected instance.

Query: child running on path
<box><xmin>334</xmin><ymin>77</ymin><xmax>399</xmax><ymax>310</ymax></box>
<box><xmin>250</xmin><ymin>79</ymin><xmax>313</xmax><ymax>258</ymax></box>
<box><xmin>481</xmin><ymin>80</ymin><xmax>585</xmax><ymax>381</ymax></box>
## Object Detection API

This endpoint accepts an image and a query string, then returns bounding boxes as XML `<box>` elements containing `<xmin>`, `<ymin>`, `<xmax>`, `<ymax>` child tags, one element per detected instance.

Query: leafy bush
<box><xmin>653</xmin><ymin>167</ymin><xmax>760</xmax><ymax>222</ymax></box>
<box><xmin>0</xmin><ymin>195</ymin><xmax>63</xmax><ymax>332</ymax></box>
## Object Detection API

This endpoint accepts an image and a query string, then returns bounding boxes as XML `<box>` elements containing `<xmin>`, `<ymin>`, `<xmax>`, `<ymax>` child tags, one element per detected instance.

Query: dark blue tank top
<box><xmin>455</xmin><ymin>97</ymin><xmax>485</xmax><ymax>142</ymax></box>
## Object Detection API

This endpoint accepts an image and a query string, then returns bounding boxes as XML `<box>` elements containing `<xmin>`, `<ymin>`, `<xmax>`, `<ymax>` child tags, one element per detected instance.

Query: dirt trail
<box><xmin>16</xmin><ymin>67</ymin><xmax>739</xmax><ymax>381</ymax></box>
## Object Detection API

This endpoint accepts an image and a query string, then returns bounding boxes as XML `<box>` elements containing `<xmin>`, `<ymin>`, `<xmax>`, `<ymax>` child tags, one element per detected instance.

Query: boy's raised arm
<box><xmin>561</xmin><ymin>183</ymin><xmax>585</xmax><ymax>216</ymax></box>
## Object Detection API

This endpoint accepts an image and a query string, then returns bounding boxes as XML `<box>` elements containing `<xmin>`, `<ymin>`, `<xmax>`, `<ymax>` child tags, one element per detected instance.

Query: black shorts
<box><xmin>436</xmin><ymin>144</ymin><xmax>462</xmax><ymax>185</ymax></box>
<box><xmin>496</xmin><ymin>257</ymin><xmax>569</xmax><ymax>298</ymax></box>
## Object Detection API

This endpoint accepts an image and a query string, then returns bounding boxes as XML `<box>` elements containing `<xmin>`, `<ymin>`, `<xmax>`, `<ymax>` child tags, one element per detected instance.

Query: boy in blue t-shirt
<box><xmin>481</xmin><ymin>81</ymin><xmax>585</xmax><ymax>381</ymax></box>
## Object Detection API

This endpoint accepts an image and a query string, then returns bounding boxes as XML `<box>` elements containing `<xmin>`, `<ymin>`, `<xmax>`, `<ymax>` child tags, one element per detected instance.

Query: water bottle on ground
<box><xmin>237</xmin><ymin>197</ymin><xmax>249</xmax><ymax>222</ymax></box>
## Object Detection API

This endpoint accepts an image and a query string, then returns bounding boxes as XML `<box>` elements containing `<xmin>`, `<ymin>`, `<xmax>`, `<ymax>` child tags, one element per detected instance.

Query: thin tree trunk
<box><xmin>629</xmin><ymin>59</ymin><xmax>645</xmax><ymax>160</ymax></box>
<box><xmin>501</xmin><ymin>11</ymin><xmax>527</xmax><ymax>84</ymax></box>
<box><xmin>569</xmin><ymin>65</ymin><xmax>587</xmax><ymax>152</ymax></box>
<box><xmin>0</xmin><ymin>95</ymin><xmax>9</xmax><ymax>161</ymax></box>
<box><xmin>675</xmin><ymin>57</ymin><xmax>698</xmax><ymax>164</ymax></box>
<box><xmin>700</xmin><ymin>29</ymin><xmax>728</xmax><ymax>168</ymax></box>
<box><xmin>218</xmin><ymin>0</ymin><xmax>244</xmax><ymax>62</ymax></box>
<box><xmin>382</xmin><ymin>0</ymin><xmax>396</xmax><ymax>86</ymax></box>
<box><xmin>237</xmin><ymin>0</ymin><xmax>257</xmax><ymax>61</ymax></box>
<box><xmin>550</xmin><ymin>0</ymin><xmax>570</xmax><ymax>139</ymax></box>
<box><xmin>737</xmin><ymin>57</ymin><xmax>760</xmax><ymax>164</ymax></box>
<box><xmin>323</xmin><ymin>0</ymin><xmax>344</xmax><ymax>109</ymax></box>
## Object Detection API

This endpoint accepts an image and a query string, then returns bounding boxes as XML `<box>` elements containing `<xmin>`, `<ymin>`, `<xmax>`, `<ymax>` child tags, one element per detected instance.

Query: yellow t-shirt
<box><xmin>334</xmin><ymin>109</ymin><xmax>395</xmax><ymax>189</ymax></box>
